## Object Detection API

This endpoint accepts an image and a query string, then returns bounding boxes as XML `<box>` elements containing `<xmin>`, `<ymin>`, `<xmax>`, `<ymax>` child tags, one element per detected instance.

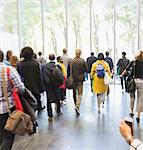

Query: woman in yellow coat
<box><xmin>90</xmin><ymin>53</ymin><xmax>111</xmax><ymax>113</ymax></box>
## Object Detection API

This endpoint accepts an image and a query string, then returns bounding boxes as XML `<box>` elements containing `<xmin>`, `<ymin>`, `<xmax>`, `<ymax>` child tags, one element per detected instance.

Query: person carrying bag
<box><xmin>1</xmin><ymin>67</ymin><xmax>33</xmax><ymax>136</ymax></box>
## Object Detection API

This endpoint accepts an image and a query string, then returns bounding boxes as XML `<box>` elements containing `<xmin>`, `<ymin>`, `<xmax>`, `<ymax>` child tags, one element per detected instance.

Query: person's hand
<box><xmin>119</xmin><ymin>121</ymin><xmax>132</xmax><ymax>139</ymax></box>
<box><xmin>119</xmin><ymin>75</ymin><xmax>122</xmax><ymax>78</ymax></box>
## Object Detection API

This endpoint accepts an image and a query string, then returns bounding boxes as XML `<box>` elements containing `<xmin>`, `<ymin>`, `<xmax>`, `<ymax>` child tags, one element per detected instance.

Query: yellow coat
<box><xmin>58</xmin><ymin>62</ymin><xmax>67</xmax><ymax>78</ymax></box>
<box><xmin>90</xmin><ymin>60</ymin><xmax>111</xmax><ymax>94</ymax></box>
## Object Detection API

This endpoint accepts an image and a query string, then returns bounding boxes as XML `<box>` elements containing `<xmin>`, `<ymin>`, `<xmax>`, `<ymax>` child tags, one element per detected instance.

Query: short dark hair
<box><xmin>57</xmin><ymin>56</ymin><xmax>61</xmax><ymax>62</ymax></box>
<box><xmin>21</xmin><ymin>47</ymin><xmax>33</xmax><ymax>60</ymax></box>
<box><xmin>0</xmin><ymin>50</ymin><xmax>4</xmax><ymax>62</ymax></box>
<box><xmin>6</xmin><ymin>50</ymin><xmax>12</xmax><ymax>60</ymax></box>
<box><xmin>98</xmin><ymin>53</ymin><xmax>104</xmax><ymax>60</ymax></box>
<box><xmin>122</xmin><ymin>52</ymin><xmax>126</xmax><ymax>56</ymax></box>
<box><xmin>38</xmin><ymin>52</ymin><xmax>42</xmax><ymax>56</ymax></box>
<box><xmin>91</xmin><ymin>52</ymin><xmax>94</xmax><ymax>56</ymax></box>
<box><xmin>49</xmin><ymin>54</ymin><xmax>55</xmax><ymax>60</ymax></box>
<box><xmin>105</xmin><ymin>51</ymin><xmax>109</xmax><ymax>56</ymax></box>
<box><xmin>63</xmin><ymin>48</ymin><xmax>67</xmax><ymax>54</ymax></box>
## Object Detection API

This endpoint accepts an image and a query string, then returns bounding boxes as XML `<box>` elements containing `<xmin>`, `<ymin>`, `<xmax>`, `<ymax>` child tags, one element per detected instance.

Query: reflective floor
<box><xmin>12</xmin><ymin>82</ymin><xmax>143</xmax><ymax>150</ymax></box>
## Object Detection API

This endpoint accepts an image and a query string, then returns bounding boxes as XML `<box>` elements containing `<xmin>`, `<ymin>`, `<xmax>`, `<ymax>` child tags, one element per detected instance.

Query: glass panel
<box><xmin>43</xmin><ymin>0</ymin><xmax>65</xmax><ymax>57</ymax></box>
<box><xmin>92</xmin><ymin>0</ymin><xmax>114</xmax><ymax>58</ymax></box>
<box><xmin>0</xmin><ymin>0</ymin><xmax>19</xmax><ymax>55</ymax></box>
<box><xmin>68</xmin><ymin>0</ymin><xmax>90</xmax><ymax>58</ymax></box>
<box><xmin>140</xmin><ymin>0</ymin><xmax>143</xmax><ymax>48</ymax></box>
<box><xmin>20</xmin><ymin>0</ymin><xmax>42</xmax><ymax>54</ymax></box>
<box><xmin>116</xmin><ymin>0</ymin><xmax>137</xmax><ymax>60</ymax></box>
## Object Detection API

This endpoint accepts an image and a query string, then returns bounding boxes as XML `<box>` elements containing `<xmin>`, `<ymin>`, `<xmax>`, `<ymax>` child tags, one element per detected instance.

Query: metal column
<box><xmin>65</xmin><ymin>0</ymin><xmax>68</xmax><ymax>51</ymax></box>
<box><xmin>137</xmin><ymin>0</ymin><xmax>141</xmax><ymax>50</ymax></box>
<box><xmin>89</xmin><ymin>0</ymin><xmax>92</xmax><ymax>53</ymax></box>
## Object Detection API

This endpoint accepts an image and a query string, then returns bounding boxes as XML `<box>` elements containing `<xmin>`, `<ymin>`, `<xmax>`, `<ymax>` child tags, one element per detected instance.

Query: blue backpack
<box><xmin>96</xmin><ymin>64</ymin><xmax>105</xmax><ymax>78</ymax></box>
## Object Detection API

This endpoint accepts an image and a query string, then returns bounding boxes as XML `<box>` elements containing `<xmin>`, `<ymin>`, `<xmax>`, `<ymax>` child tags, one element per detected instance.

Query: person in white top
<box><xmin>119</xmin><ymin>120</ymin><xmax>143</xmax><ymax>150</ymax></box>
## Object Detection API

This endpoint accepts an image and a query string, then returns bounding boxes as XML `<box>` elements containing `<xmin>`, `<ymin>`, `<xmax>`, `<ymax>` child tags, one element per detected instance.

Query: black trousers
<box><xmin>46</xmin><ymin>91</ymin><xmax>61</xmax><ymax>117</ymax></box>
<box><xmin>0</xmin><ymin>108</ymin><xmax>15</xmax><ymax>150</ymax></box>
<box><xmin>120</xmin><ymin>76</ymin><xmax>127</xmax><ymax>91</ymax></box>
<box><xmin>32</xmin><ymin>93</ymin><xmax>42</xmax><ymax>109</ymax></box>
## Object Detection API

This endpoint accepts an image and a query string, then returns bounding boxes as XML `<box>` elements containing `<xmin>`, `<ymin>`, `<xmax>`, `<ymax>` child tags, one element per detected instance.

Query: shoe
<box><xmin>38</xmin><ymin>106</ymin><xmax>45</xmax><ymax>111</ymax></box>
<box><xmin>136</xmin><ymin>118</ymin><xmax>140</xmax><ymax>124</ymax></box>
<box><xmin>122</xmin><ymin>89</ymin><xmax>124</xmax><ymax>93</ymax></box>
<box><xmin>129</xmin><ymin>113</ymin><xmax>134</xmax><ymax>117</ymax></box>
<box><xmin>102</xmin><ymin>102</ymin><xmax>104</xmax><ymax>108</ymax></box>
<box><xmin>75</xmin><ymin>107</ymin><xmax>80</xmax><ymax>115</ymax></box>
<box><xmin>48</xmin><ymin>117</ymin><xmax>53</xmax><ymax>122</ymax></box>
<box><xmin>98</xmin><ymin>108</ymin><xmax>100</xmax><ymax>114</ymax></box>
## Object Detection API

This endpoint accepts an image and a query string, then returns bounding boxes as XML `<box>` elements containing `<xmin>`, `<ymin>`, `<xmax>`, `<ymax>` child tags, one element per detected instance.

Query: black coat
<box><xmin>42</xmin><ymin>62</ymin><xmax>60</xmax><ymax>103</ymax></box>
<box><xmin>87</xmin><ymin>56</ymin><xmax>97</xmax><ymax>73</ymax></box>
<box><xmin>17</xmin><ymin>59</ymin><xmax>43</xmax><ymax>94</ymax></box>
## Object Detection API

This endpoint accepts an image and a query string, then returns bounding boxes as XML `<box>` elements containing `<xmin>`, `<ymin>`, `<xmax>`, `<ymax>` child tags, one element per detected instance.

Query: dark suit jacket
<box><xmin>17</xmin><ymin>59</ymin><xmax>42</xmax><ymax>94</ymax></box>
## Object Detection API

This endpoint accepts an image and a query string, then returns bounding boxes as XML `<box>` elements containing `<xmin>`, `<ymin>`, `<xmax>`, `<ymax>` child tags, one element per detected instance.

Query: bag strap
<box><xmin>69</xmin><ymin>62</ymin><xmax>73</xmax><ymax>77</ymax></box>
<box><xmin>1</xmin><ymin>67</ymin><xmax>11</xmax><ymax>113</ymax></box>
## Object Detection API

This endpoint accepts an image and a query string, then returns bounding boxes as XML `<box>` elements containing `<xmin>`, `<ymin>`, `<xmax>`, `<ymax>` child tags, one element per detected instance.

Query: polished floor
<box><xmin>12</xmin><ymin>81</ymin><xmax>143</xmax><ymax>150</ymax></box>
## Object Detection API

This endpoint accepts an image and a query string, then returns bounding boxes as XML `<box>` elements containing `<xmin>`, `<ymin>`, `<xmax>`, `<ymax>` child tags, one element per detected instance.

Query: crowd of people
<box><xmin>0</xmin><ymin>47</ymin><xmax>143</xmax><ymax>150</ymax></box>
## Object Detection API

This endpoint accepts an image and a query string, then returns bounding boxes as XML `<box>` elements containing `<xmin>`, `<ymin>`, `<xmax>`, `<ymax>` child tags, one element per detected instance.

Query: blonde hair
<box><xmin>135</xmin><ymin>50</ymin><xmax>143</xmax><ymax>61</ymax></box>
<box><xmin>75</xmin><ymin>48</ymin><xmax>81</xmax><ymax>57</ymax></box>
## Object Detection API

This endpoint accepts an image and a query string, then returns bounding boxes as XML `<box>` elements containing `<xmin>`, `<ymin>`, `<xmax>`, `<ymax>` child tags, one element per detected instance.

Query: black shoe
<box><xmin>38</xmin><ymin>106</ymin><xmax>45</xmax><ymax>111</ymax></box>
<box><xmin>75</xmin><ymin>107</ymin><xmax>80</xmax><ymax>115</ymax></box>
<box><xmin>129</xmin><ymin>113</ymin><xmax>134</xmax><ymax>117</ymax></box>
<box><xmin>136</xmin><ymin>118</ymin><xmax>140</xmax><ymax>124</ymax></box>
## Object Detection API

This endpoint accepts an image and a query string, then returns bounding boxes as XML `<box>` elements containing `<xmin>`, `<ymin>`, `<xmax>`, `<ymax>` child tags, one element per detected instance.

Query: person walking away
<box><xmin>42</xmin><ymin>54</ymin><xmax>63</xmax><ymax>121</ymax></box>
<box><xmin>0</xmin><ymin>50</ymin><xmax>25</xmax><ymax>150</ymax></box>
<box><xmin>72</xmin><ymin>49</ymin><xmax>88</xmax><ymax>115</ymax></box>
<box><xmin>37</xmin><ymin>52</ymin><xmax>46</xmax><ymax>64</ymax></box>
<box><xmin>87</xmin><ymin>52</ymin><xmax>97</xmax><ymax>92</ymax></box>
<box><xmin>90</xmin><ymin>53</ymin><xmax>111</xmax><ymax>113</ymax></box>
<box><xmin>120</xmin><ymin>60</ymin><xmax>136</xmax><ymax>117</ymax></box>
<box><xmin>57</xmin><ymin>56</ymin><xmax>67</xmax><ymax>106</ymax></box>
<box><xmin>117</xmin><ymin>52</ymin><xmax>130</xmax><ymax>92</ymax></box>
<box><xmin>3</xmin><ymin>50</ymin><xmax>13</xmax><ymax>66</ymax></box>
<box><xmin>17</xmin><ymin>47</ymin><xmax>45</xmax><ymax>111</ymax></box>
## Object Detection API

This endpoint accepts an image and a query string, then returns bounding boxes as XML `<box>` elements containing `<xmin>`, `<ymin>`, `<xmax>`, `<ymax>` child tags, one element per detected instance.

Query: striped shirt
<box><xmin>0</xmin><ymin>63</ymin><xmax>25</xmax><ymax>114</ymax></box>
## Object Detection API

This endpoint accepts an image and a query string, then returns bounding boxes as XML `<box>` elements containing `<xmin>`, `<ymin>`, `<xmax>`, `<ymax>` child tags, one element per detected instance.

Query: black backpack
<box><xmin>50</xmin><ymin>65</ymin><xmax>64</xmax><ymax>87</ymax></box>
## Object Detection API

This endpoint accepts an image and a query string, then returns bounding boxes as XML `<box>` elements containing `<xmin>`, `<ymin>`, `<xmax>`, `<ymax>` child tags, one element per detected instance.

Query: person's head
<box><xmin>0</xmin><ymin>50</ymin><xmax>4</xmax><ymax>62</ymax></box>
<box><xmin>75</xmin><ymin>49</ymin><xmax>81</xmax><ymax>58</ymax></box>
<box><xmin>6</xmin><ymin>50</ymin><xmax>13</xmax><ymax>60</ymax></box>
<box><xmin>21</xmin><ymin>47</ymin><xmax>34</xmax><ymax>60</ymax></box>
<box><xmin>91</xmin><ymin>52</ymin><xmax>94</xmax><ymax>56</ymax></box>
<box><xmin>10</xmin><ymin>56</ymin><xmax>19</xmax><ymax>68</ymax></box>
<box><xmin>135</xmin><ymin>50</ymin><xmax>143</xmax><ymax>61</ymax></box>
<box><xmin>63</xmin><ymin>48</ymin><xmax>67</xmax><ymax>54</ymax></box>
<box><xmin>98</xmin><ymin>53</ymin><xmax>104</xmax><ymax>60</ymax></box>
<box><xmin>122</xmin><ymin>52</ymin><xmax>126</xmax><ymax>58</ymax></box>
<box><xmin>38</xmin><ymin>52</ymin><xmax>42</xmax><ymax>56</ymax></box>
<box><xmin>49</xmin><ymin>54</ymin><xmax>55</xmax><ymax>61</ymax></box>
<box><xmin>105</xmin><ymin>51</ymin><xmax>109</xmax><ymax>57</ymax></box>
<box><xmin>57</xmin><ymin>56</ymin><xmax>63</xmax><ymax>63</ymax></box>
<box><xmin>33</xmin><ymin>53</ymin><xmax>37</xmax><ymax>59</ymax></box>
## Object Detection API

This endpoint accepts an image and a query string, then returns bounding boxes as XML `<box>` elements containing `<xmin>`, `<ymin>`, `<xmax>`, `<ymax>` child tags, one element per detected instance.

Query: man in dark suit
<box><xmin>87</xmin><ymin>52</ymin><xmax>97</xmax><ymax>92</ymax></box>
<box><xmin>17</xmin><ymin>47</ymin><xmax>45</xmax><ymax>111</ymax></box>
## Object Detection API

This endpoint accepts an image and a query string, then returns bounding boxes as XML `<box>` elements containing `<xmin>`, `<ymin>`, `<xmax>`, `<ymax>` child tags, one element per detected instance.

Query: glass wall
<box><xmin>116</xmin><ymin>0</ymin><xmax>137</xmax><ymax>60</ymax></box>
<box><xmin>92</xmin><ymin>0</ymin><xmax>114</xmax><ymax>57</ymax></box>
<box><xmin>141</xmin><ymin>0</ymin><xmax>143</xmax><ymax>48</ymax></box>
<box><xmin>20</xmin><ymin>0</ymin><xmax>42</xmax><ymax>54</ymax></box>
<box><xmin>68</xmin><ymin>0</ymin><xmax>90</xmax><ymax>58</ymax></box>
<box><xmin>0</xmin><ymin>0</ymin><xmax>19</xmax><ymax>55</ymax></box>
<box><xmin>43</xmin><ymin>0</ymin><xmax>65</xmax><ymax>56</ymax></box>
<box><xmin>0</xmin><ymin>0</ymin><xmax>142</xmax><ymax>60</ymax></box>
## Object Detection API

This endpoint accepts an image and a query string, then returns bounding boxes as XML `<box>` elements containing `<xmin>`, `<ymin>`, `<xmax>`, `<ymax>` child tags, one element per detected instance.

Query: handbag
<box><xmin>1</xmin><ymin>67</ymin><xmax>33</xmax><ymax>136</ymax></box>
<box><xmin>7</xmin><ymin>67</ymin><xmax>24</xmax><ymax>112</ymax></box>
<box><xmin>66</xmin><ymin>62</ymin><xmax>74</xmax><ymax>89</ymax></box>
<box><xmin>126</xmin><ymin>61</ymin><xmax>136</xmax><ymax>93</ymax></box>
<box><xmin>104</xmin><ymin>72</ymin><xmax>113</xmax><ymax>85</ymax></box>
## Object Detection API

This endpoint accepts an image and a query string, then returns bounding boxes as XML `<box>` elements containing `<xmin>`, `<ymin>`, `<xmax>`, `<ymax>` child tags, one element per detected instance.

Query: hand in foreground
<box><xmin>119</xmin><ymin>121</ymin><xmax>132</xmax><ymax>139</ymax></box>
